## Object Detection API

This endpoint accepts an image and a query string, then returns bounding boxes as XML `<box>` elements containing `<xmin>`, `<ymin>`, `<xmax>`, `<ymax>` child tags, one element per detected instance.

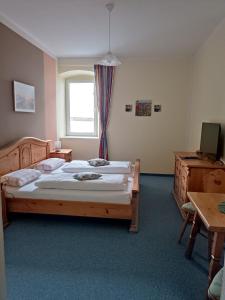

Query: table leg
<box><xmin>208</xmin><ymin>232</ymin><xmax>225</xmax><ymax>285</ymax></box>
<box><xmin>185</xmin><ymin>212</ymin><xmax>201</xmax><ymax>259</ymax></box>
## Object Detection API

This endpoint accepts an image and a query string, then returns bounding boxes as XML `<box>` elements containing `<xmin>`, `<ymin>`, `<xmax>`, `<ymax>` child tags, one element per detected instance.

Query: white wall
<box><xmin>58</xmin><ymin>57</ymin><xmax>192</xmax><ymax>173</ymax></box>
<box><xmin>187</xmin><ymin>17</ymin><xmax>225</xmax><ymax>160</ymax></box>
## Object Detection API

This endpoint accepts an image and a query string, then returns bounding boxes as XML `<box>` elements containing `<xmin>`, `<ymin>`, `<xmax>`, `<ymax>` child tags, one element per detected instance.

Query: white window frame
<box><xmin>65</xmin><ymin>77</ymin><xmax>98</xmax><ymax>137</ymax></box>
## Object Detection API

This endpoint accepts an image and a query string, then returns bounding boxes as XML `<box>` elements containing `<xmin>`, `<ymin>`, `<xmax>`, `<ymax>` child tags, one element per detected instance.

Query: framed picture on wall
<box><xmin>135</xmin><ymin>100</ymin><xmax>152</xmax><ymax>116</ymax></box>
<box><xmin>125</xmin><ymin>104</ymin><xmax>133</xmax><ymax>112</ymax></box>
<box><xmin>154</xmin><ymin>104</ymin><xmax>162</xmax><ymax>112</ymax></box>
<box><xmin>13</xmin><ymin>81</ymin><xmax>35</xmax><ymax>112</ymax></box>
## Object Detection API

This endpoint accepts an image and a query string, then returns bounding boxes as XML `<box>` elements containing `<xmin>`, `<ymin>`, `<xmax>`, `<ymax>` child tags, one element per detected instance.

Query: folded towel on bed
<box><xmin>35</xmin><ymin>173</ymin><xmax>127</xmax><ymax>191</ymax></box>
<box><xmin>88</xmin><ymin>158</ymin><xmax>110</xmax><ymax>167</ymax></box>
<box><xmin>62</xmin><ymin>160</ymin><xmax>131</xmax><ymax>174</ymax></box>
<box><xmin>73</xmin><ymin>172</ymin><xmax>102</xmax><ymax>181</ymax></box>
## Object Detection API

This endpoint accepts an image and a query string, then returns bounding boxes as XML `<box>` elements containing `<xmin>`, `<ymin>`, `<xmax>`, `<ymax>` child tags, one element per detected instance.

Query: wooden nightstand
<box><xmin>49</xmin><ymin>149</ymin><xmax>72</xmax><ymax>162</ymax></box>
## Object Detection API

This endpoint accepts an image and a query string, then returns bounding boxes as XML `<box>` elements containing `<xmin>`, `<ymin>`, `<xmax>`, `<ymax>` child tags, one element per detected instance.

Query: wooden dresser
<box><xmin>172</xmin><ymin>152</ymin><xmax>225</xmax><ymax>218</ymax></box>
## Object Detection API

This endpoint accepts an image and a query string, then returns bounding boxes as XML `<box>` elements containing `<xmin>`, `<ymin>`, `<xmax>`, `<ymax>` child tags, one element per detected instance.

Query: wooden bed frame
<box><xmin>0</xmin><ymin>137</ymin><xmax>140</xmax><ymax>232</ymax></box>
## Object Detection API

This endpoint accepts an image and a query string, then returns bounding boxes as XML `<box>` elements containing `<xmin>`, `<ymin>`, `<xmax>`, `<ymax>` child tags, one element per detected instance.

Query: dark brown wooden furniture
<box><xmin>49</xmin><ymin>149</ymin><xmax>72</xmax><ymax>162</ymax></box>
<box><xmin>173</xmin><ymin>152</ymin><xmax>225</xmax><ymax>218</ymax></box>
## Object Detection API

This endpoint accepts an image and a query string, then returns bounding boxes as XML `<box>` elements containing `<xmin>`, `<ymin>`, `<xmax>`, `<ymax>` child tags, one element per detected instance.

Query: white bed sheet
<box><xmin>40</xmin><ymin>161</ymin><xmax>133</xmax><ymax>176</ymax></box>
<box><xmin>5</xmin><ymin>174</ymin><xmax>133</xmax><ymax>204</ymax></box>
<box><xmin>35</xmin><ymin>173</ymin><xmax>127</xmax><ymax>191</ymax></box>
<box><xmin>62</xmin><ymin>160</ymin><xmax>132</xmax><ymax>174</ymax></box>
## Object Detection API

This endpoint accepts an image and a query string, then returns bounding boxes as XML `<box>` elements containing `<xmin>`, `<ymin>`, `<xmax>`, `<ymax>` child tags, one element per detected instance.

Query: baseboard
<box><xmin>141</xmin><ymin>173</ymin><xmax>174</xmax><ymax>177</ymax></box>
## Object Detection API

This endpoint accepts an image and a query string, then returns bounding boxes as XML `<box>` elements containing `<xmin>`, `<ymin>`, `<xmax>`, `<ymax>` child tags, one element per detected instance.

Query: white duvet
<box><xmin>62</xmin><ymin>160</ymin><xmax>131</xmax><ymax>174</ymax></box>
<box><xmin>35</xmin><ymin>173</ymin><xmax>127</xmax><ymax>191</ymax></box>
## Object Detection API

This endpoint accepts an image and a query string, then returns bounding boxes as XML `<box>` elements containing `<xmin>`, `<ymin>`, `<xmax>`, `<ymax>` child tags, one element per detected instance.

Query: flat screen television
<box><xmin>200</xmin><ymin>122</ymin><xmax>221</xmax><ymax>160</ymax></box>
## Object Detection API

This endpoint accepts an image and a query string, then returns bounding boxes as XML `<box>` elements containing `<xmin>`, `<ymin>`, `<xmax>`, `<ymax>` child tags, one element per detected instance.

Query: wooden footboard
<box><xmin>6</xmin><ymin>198</ymin><xmax>133</xmax><ymax>220</ymax></box>
<box><xmin>129</xmin><ymin>159</ymin><xmax>140</xmax><ymax>232</ymax></box>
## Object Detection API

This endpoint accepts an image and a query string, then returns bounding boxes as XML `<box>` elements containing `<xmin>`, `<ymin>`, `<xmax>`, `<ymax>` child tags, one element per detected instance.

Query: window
<box><xmin>66</xmin><ymin>77</ymin><xmax>98</xmax><ymax>137</ymax></box>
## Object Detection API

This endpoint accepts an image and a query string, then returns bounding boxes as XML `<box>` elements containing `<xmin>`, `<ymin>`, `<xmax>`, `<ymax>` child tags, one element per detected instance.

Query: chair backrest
<box><xmin>203</xmin><ymin>169</ymin><xmax>225</xmax><ymax>193</ymax></box>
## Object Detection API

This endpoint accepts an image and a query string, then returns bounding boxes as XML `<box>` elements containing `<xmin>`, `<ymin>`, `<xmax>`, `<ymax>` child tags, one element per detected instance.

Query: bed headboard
<box><xmin>0</xmin><ymin>137</ymin><xmax>51</xmax><ymax>177</ymax></box>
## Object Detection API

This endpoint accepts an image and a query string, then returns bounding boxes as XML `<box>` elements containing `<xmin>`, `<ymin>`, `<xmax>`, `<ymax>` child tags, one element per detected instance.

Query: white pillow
<box><xmin>36</xmin><ymin>158</ymin><xmax>65</xmax><ymax>171</ymax></box>
<box><xmin>3</xmin><ymin>169</ymin><xmax>41</xmax><ymax>187</ymax></box>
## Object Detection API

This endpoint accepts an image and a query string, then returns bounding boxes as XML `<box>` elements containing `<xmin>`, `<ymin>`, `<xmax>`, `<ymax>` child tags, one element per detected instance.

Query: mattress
<box><xmin>5</xmin><ymin>174</ymin><xmax>133</xmax><ymax>205</ymax></box>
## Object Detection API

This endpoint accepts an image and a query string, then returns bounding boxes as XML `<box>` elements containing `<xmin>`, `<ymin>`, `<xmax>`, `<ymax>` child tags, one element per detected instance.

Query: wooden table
<box><xmin>49</xmin><ymin>149</ymin><xmax>72</xmax><ymax>162</ymax></box>
<box><xmin>185</xmin><ymin>192</ymin><xmax>225</xmax><ymax>285</ymax></box>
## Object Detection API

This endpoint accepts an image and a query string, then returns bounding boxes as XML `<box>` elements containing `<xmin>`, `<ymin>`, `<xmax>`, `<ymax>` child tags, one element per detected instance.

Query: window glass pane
<box><xmin>66</xmin><ymin>79</ymin><xmax>97</xmax><ymax>136</ymax></box>
<box><xmin>69</xmin><ymin>83</ymin><xmax>94</xmax><ymax>119</ymax></box>
<box><xmin>70</xmin><ymin>120</ymin><xmax>94</xmax><ymax>133</ymax></box>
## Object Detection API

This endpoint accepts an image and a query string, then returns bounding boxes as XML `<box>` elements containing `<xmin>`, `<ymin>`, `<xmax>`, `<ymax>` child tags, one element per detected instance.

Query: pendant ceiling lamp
<box><xmin>98</xmin><ymin>3</ymin><xmax>121</xmax><ymax>66</ymax></box>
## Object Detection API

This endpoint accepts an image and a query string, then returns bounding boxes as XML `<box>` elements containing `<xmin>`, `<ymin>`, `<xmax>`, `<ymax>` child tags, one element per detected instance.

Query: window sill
<box><xmin>61</xmin><ymin>136</ymin><xmax>99</xmax><ymax>140</ymax></box>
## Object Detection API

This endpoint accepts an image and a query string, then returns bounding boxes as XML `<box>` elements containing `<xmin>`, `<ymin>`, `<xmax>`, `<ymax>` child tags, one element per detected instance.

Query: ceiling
<box><xmin>1</xmin><ymin>0</ymin><xmax>225</xmax><ymax>58</ymax></box>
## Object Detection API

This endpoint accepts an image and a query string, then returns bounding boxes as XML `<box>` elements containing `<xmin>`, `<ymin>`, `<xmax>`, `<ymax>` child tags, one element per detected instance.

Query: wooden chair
<box><xmin>208</xmin><ymin>267</ymin><xmax>223</xmax><ymax>300</ymax></box>
<box><xmin>178</xmin><ymin>202</ymin><xmax>195</xmax><ymax>243</ymax></box>
<box><xmin>178</xmin><ymin>169</ymin><xmax>225</xmax><ymax>249</ymax></box>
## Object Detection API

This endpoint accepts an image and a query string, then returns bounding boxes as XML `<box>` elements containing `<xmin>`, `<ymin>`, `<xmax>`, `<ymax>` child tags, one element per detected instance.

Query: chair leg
<box><xmin>178</xmin><ymin>212</ymin><xmax>192</xmax><ymax>244</ymax></box>
<box><xmin>208</xmin><ymin>231</ymin><xmax>213</xmax><ymax>261</ymax></box>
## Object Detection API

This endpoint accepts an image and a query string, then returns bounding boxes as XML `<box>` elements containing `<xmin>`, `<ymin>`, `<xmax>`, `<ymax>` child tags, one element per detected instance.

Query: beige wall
<box><xmin>108</xmin><ymin>58</ymin><xmax>191</xmax><ymax>173</ymax></box>
<box><xmin>58</xmin><ymin>57</ymin><xmax>191</xmax><ymax>173</ymax></box>
<box><xmin>61</xmin><ymin>137</ymin><xmax>99</xmax><ymax>160</ymax></box>
<box><xmin>0</xmin><ymin>23</ymin><xmax>57</xmax><ymax>298</ymax></box>
<box><xmin>44</xmin><ymin>53</ymin><xmax>57</xmax><ymax>146</ymax></box>
<box><xmin>187</xmin><ymin>18</ymin><xmax>225</xmax><ymax>160</ymax></box>
<box><xmin>0</xmin><ymin>23</ymin><xmax>46</xmax><ymax>147</ymax></box>
<box><xmin>0</xmin><ymin>23</ymin><xmax>57</xmax><ymax>148</ymax></box>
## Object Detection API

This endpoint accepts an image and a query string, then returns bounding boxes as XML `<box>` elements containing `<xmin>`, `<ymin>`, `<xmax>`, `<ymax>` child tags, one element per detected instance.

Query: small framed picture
<box><xmin>154</xmin><ymin>104</ymin><xmax>162</xmax><ymax>112</ymax></box>
<box><xmin>135</xmin><ymin>100</ymin><xmax>152</xmax><ymax>116</ymax></box>
<box><xmin>125</xmin><ymin>104</ymin><xmax>132</xmax><ymax>112</ymax></box>
<box><xmin>13</xmin><ymin>81</ymin><xmax>35</xmax><ymax>112</ymax></box>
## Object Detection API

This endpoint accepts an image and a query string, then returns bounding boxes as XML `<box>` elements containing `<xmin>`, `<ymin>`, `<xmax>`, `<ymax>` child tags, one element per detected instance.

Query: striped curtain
<box><xmin>94</xmin><ymin>64</ymin><xmax>115</xmax><ymax>160</ymax></box>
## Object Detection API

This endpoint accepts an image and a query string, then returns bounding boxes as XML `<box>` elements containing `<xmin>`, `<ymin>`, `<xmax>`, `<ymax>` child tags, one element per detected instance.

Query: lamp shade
<box><xmin>98</xmin><ymin>51</ymin><xmax>121</xmax><ymax>66</ymax></box>
<box><xmin>99</xmin><ymin>3</ymin><xmax>121</xmax><ymax>67</ymax></box>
